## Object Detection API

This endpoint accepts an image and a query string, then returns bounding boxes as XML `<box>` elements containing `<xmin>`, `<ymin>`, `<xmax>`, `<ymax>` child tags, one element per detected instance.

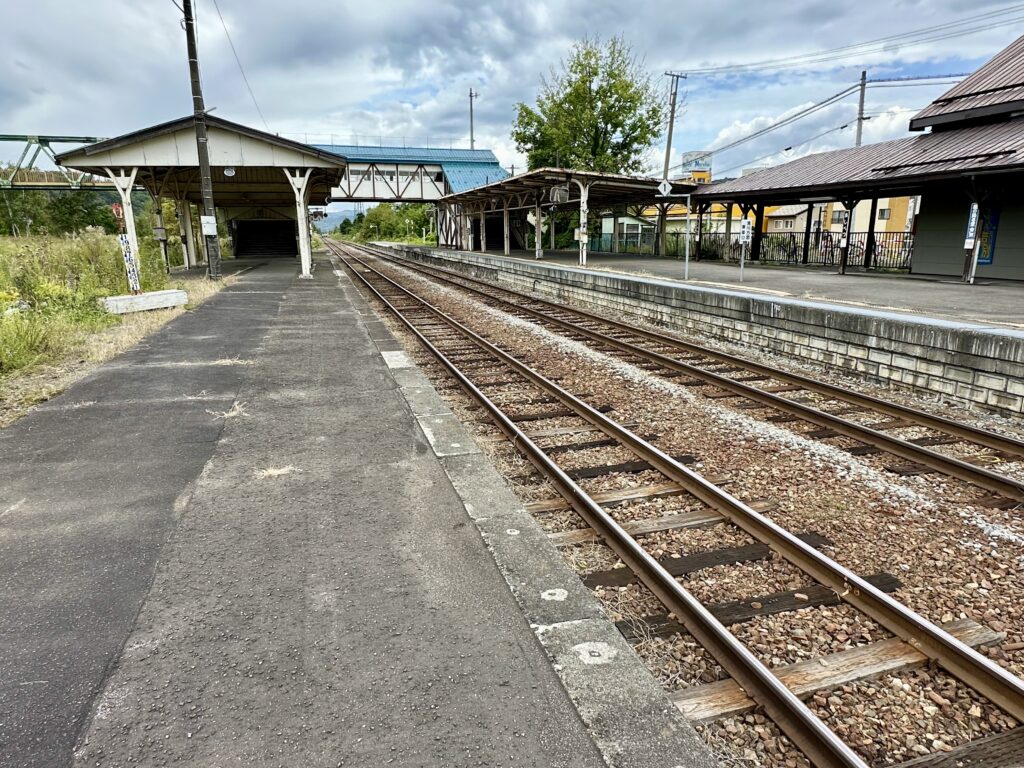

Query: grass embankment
<box><xmin>0</xmin><ymin>233</ymin><xmax>231</xmax><ymax>427</ymax></box>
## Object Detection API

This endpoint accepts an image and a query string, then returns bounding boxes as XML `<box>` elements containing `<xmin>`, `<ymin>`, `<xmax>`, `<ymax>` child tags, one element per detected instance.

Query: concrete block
<box><xmin>944</xmin><ymin>366</ymin><xmax>975</xmax><ymax>384</ymax></box>
<box><xmin>915</xmin><ymin>359</ymin><xmax>945</xmax><ymax>376</ymax></box>
<box><xmin>955</xmin><ymin>382</ymin><xmax>989</xmax><ymax>403</ymax></box>
<box><xmin>927</xmin><ymin>377</ymin><xmax>957</xmax><ymax>396</ymax></box>
<box><xmin>1006</xmin><ymin>379</ymin><xmax>1024</xmax><ymax>398</ymax></box>
<box><xmin>985</xmin><ymin>391</ymin><xmax>1023</xmax><ymax>412</ymax></box>
<box><xmin>847</xmin><ymin>346</ymin><xmax>869</xmax><ymax>360</ymax></box>
<box><xmin>867</xmin><ymin>348</ymin><xmax>892</xmax><ymax>365</ymax></box>
<box><xmin>856</xmin><ymin>360</ymin><xmax>880</xmax><ymax>376</ymax></box>
<box><xmin>974</xmin><ymin>372</ymin><xmax>1008</xmax><ymax>391</ymax></box>
<box><xmin>890</xmin><ymin>352</ymin><xmax>917</xmax><ymax>370</ymax></box>
<box><xmin>100</xmin><ymin>289</ymin><xmax>188</xmax><ymax>314</ymax></box>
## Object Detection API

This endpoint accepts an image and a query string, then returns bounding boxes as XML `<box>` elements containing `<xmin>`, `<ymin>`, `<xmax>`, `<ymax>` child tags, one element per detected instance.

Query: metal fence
<box><xmin>589</xmin><ymin>229</ymin><xmax>914</xmax><ymax>270</ymax></box>
<box><xmin>758</xmin><ymin>231</ymin><xmax>914</xmax><ymax>270</ymax></box>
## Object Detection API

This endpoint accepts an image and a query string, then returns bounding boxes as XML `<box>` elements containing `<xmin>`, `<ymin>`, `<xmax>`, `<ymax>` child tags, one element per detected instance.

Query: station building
<box><xmin>692</xmin><ymin>34</ymin><xmax>1024</xmax><ymax>281</ymax></box>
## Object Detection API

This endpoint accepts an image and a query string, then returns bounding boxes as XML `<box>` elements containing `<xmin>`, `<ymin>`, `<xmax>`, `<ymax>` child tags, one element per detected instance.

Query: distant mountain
<box><xmin>313</xmin><ymin>206</ymin><xmax>359</xmax><ymax>232</ymax></box>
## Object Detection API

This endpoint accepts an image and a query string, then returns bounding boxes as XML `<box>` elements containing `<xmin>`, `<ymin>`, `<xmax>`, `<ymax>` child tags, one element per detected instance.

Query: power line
<box><xmin>678</xmin><ymin>6</ymin><xmax>1024</xmax><ymax>75</ymax></box>
<box><xmin>715</xmin><ymin>123</ymin><xmax>854</xmax><ymax>177</ymax></box>
<box><xmin>670</xmin><ymin>83</ymin><xmax>859</xmax><ymax>170</ymax></box>
<box><xmin>211</xmin><ymin>0</ymin><xmax>269</xmax><ymax>130</ymax></box>
<box><xmin>672</xmin><ymin>71</ymin><xmax>968</xmax><ymax>171</ymax></box>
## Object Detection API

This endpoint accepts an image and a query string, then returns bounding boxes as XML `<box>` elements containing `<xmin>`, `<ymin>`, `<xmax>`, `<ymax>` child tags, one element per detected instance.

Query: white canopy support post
<box><xmin>479</xmin><ymin>212</ymin><xmax>487</xmax><ymax>253</ymax></box>
<box><xmin>571</xmin><ymin>179</ymin><xmax>591</xmax><ymax>266</ymax></box>
<box><xmin>105</xmin><ymin>167</ymin><xmax>142</xmax><ymax>293</ymax></box>
<box><xmin>502</xmin><ymin>199</ymin><xmax>510</xmax><ymax>256</ymax></box>
<box><xmin>284</xmin><ymin>167</ymin><xmax>314</xmax><ymax>277</ymax></box>
<box><xmin>534</xmin><ymin>201</ymin><xmax>543</xmax><ymax>260</ymax></box>
<box><xmin>177</xmin><ymin>199</ymin><xmax>195</xmax><ymax>268</ymax></box>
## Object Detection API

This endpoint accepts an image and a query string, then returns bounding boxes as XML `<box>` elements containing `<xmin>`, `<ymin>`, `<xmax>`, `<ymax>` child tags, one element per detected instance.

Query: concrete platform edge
<box><xmin>331</xmin><ymin>258</ymin><xmax>716</xmax><ymax>768</ymax></box>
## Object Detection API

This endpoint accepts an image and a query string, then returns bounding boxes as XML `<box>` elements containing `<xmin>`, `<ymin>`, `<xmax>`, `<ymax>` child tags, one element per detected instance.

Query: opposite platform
<box><xmin>381</xmin><ymin>245</ymin><xmax>1024</xmax><ymax>416</ymax></box>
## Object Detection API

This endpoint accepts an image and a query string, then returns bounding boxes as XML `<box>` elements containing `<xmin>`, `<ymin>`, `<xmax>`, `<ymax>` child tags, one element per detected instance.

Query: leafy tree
<box><xmin>512</xmin><ymin>36</ymin><xmax>664</xmax><ymax>174</ymax></box>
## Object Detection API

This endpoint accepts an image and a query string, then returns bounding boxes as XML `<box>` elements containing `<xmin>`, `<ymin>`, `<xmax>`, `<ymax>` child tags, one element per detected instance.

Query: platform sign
<box><xmin>963</xmin><ymin>202</ymin><xmax>980</xmax><ymax>250</ymax></box>
<box><xmin>200</xmin><ymin>215</ymin><xmax>218</xmax><ymax>237</ymax></box>
<box><xmin>739</xmin><ymin>218</ymin><xmax>753</xmax><ymax>244</ymax></box>
<box><xmin>839</xmin><ymin>210</ymin><xmax>851</xmax><ymax>249</ymax></box>
<box><xmin>118</xmin><ymin>234</ymin><xmax>142</xmax><ymax>294</ymax></box>
<box><xmin>657</xmin><ymin>179</ymin><xmax>673</xmax><ymax>197</ymax></box>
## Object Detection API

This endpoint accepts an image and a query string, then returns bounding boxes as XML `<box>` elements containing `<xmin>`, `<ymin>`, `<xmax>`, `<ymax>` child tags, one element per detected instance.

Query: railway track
<box><xmin>326</xmin><ymin>239</ymin><xmax>1024</xmax><ymax>768</ymax></box>
<box><xmin>351</xmin><ymin>241</ymin><xmax>1024</xmax><ymax>503</ymax></box>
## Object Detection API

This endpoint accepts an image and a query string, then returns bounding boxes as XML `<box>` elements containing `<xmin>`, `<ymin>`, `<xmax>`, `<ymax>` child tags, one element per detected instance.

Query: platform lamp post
<box><xmin>180</xmin><ymin>0</ymin><xmax>222</xmax><ymax>280</ymax></box>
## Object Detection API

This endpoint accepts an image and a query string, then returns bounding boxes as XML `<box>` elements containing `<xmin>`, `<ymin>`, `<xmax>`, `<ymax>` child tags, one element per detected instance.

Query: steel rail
<box><xmin>356</xmin><ymin>244</ymin><xmax>1024</xmax><ymax>501</ymax></box>
<box><xmin>327</xmin><ymin>241</ymin><xmax>870</xmax><ymax>768</ymax></box>
<box><xmin>330</xmin><ymin>240</ymin><xmax>1024</xmax><ymax>726</ymax></box>
<box><xmin>365</xmin><ymin>243</ymin><xmax>1024</xmax><ymax>460</ymax></box>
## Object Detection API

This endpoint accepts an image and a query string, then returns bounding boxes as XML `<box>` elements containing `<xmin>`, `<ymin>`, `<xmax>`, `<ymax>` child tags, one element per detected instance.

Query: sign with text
<box><xmin>977</xmin><ymin>206</ymin><xmax>1000</xmax><ymax>266</ymax></box>
<box><xmin>119</xmin><ymin>234</ymin><xmax>141</xmax><ymax>293</ymax></box>
<box><xmin>964</xmin><ymin>202</ymin><xmax>980</xmax><ymax>250</ymax></box>
<box><xmin>739</xmin><ymin>218</ymin><xmax>753</xmax><ymax>244</ymax></box>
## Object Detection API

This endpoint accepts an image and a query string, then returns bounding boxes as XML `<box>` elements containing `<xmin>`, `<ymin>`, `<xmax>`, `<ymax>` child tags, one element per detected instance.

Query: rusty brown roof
<box><xmin>695</xmin><ymin>118</ymin><xmax>1024</xmax><ymax>201</ymax></box>
<box><xmin>910</xmin><ymin>34</ymin><xmax>1024</xmax><ymax>130</ymax></box>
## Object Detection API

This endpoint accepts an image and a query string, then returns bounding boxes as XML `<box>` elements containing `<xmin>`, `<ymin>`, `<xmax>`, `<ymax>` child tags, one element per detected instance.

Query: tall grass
<box><xmin>0</xmin><ymin>232</ymin><xmax>168</xmax><ymax>374</ymax></box>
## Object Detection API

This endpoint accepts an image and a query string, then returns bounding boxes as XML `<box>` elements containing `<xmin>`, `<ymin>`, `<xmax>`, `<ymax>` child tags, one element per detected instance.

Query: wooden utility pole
<box><xmin>182</xmin><ymin>0</ymin><xmax>222</xmax><ymax>279</ymax></box>
<box><xmin>658</xmin><ymin>72</ymin><xmax>686</xmax><ymax>256</ymax></box>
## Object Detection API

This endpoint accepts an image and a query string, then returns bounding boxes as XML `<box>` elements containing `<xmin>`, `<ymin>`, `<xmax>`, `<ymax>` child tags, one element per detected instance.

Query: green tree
<box><xmin>512</xmin><ymin>36</ymin><xmax>664</xmax><ymax>174</ymax></box>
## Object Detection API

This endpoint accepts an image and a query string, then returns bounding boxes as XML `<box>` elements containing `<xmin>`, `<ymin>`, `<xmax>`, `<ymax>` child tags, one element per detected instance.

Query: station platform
<box><xmin>459</xmin><ymin>248</ymin><xmax>1024</xmax><ymax>329</ymax></box>
<box><xmin>0</xmin><ymin>256</ymin><xmax>710</xmax><ymax>767</ymax></box>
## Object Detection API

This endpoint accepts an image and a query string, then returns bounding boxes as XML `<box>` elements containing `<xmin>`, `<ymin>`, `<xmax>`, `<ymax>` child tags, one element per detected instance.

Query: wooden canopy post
<box><xmin>802</xmin><ymin>203</ymin><xmax>814</xmax><ymax>264</ymax></box>
<box><xmin>752</xmin><ymin>203</ymin><xmax>765</xmax><ymax>261</ymax></box>
<box><xmin>864</xmin><ymin>197</ymin><xmax>879</xmax><ymax>270</ymax></box>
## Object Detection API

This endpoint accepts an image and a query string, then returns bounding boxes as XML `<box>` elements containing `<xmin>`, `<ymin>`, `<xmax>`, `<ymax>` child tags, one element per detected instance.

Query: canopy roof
<box><xmin>910</xmin><ymin>34</ymin><xmax>1024</xmax><ymax>131</ymax></box>
<box><xmin>695</xmin><ymin>117</ymin><xmax>1024</xmax><ymax>203</ymax></box>
<box><xmin>56</xmin><ymin>115</ymin><xmax>348</xmax><ymax>207</ymax></box>
<box><xmin>441</xmin><ymin>167</ymin><xmax>694</xmax><ymax>212</ymax></box>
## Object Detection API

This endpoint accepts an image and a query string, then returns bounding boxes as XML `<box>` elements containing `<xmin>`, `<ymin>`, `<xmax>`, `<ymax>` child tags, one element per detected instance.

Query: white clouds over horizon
<box><xmin>3</xmin><ymin>0</ymin><xmax>1022</xmax><ymax>178</ymax></box>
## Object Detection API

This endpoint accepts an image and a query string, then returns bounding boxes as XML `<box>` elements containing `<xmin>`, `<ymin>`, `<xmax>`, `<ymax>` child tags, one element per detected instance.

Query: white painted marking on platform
<box><xmin>541</xmin><ymin>588</ymin><xmax>569</xmax><ymax>602</ymax></box>
<box><xmin>381</xmin><ymin>350</ymin><xmax>413</xmax><ymax>369</ymax></box>
<box><xmin>506</xmin><ymin>528</ymin><xmax>520</xmax><ymax>536</ymax></box>
<box><xmin>571</xmin><ymin>641</ymin><xmax>618</xmax><ymax>665</ymax></box>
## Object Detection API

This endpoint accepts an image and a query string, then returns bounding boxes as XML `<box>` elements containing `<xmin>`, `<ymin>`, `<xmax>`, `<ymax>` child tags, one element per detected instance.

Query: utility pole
<box><xmin>659</xmin><ymin>71</ymin><xmax>686</xmax><ymax>257</ymax></box>
<box><xmin>662</xmin><ymin>72</ymin><xmax>686</xmax><ymax>178</ymax></box>
<box><xmin>855</xmin><ymin>69</ymin><xmax>867</xmax><ymax>148</ymax></box>
<box><xmin>181</xmin><ymin>0</ymin><xmax>222</xmax><ymax>279</ymax></box>
<box><xmin>469</xmin><ymin>88</ymin><xmax>478</xmax><ymax>150</ymax></box>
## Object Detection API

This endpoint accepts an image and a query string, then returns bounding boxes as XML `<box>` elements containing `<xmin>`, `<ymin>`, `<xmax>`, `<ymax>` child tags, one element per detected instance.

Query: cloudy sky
<box><xmin>4</xmin><ymin>0</ymin><xmax>1024</xmax><ymax>183</ymax></box>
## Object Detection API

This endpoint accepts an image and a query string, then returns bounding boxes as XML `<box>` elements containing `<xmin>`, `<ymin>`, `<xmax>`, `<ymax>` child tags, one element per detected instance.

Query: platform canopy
<box><xmin>435</xmin><ymin>168</ymin><xmax>695</xmax><ymax>266</ymax></box>
<box><xmin>440</xmin><ymin>167</ymin><xmax>694</xmax><ymax>212</ymax></box>
<box><xmin>56</xmin><ymin>114</ymin><xmax>348</xmax><ymax>208</ymax></box>
<box><xmin>55</xmin><ymin>115</ymin><xmax>349</xmax><ymax>276</ymax></box>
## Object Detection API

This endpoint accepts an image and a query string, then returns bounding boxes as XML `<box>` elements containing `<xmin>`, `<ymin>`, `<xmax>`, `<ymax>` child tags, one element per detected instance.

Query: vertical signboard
<box><xmin>977</xmin><ymin>207</ymin><xmax>999</xmax><ymax>266</ymax></box>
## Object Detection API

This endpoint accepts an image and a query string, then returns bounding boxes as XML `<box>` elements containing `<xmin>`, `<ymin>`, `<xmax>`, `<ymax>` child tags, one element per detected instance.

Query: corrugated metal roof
<box><xmin>440</xmin><ymin>162</ymin><xmax>510</xmax><ymax>193</ymax></box>
<box><xmin>696</xmin><ymin>118</ymin><xmax>1024</xmax><ymax>199</ymax></box>
<box><xmin>312</xmin><ymin>144</ymin><xmax>500</xmax><ymax>164</ymax></box>
<box><xmin>911</xmin><ymin>34</ymin><xmax>1024</xmax><ymax>130</ymax></box>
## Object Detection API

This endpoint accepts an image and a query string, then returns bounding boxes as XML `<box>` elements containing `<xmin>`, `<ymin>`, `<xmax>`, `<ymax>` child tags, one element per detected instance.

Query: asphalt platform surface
<box><xmin>0</xmin><ymin>258</ymin><xmax>608</xmax><ymax>767</ymax></box>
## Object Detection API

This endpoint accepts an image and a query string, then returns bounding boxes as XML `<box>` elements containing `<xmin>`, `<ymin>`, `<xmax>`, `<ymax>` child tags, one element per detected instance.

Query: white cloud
<box><xmin>2</xmin><ymin>0</ymin><xmax>1021</xmax><ymax>175</ymax></box>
